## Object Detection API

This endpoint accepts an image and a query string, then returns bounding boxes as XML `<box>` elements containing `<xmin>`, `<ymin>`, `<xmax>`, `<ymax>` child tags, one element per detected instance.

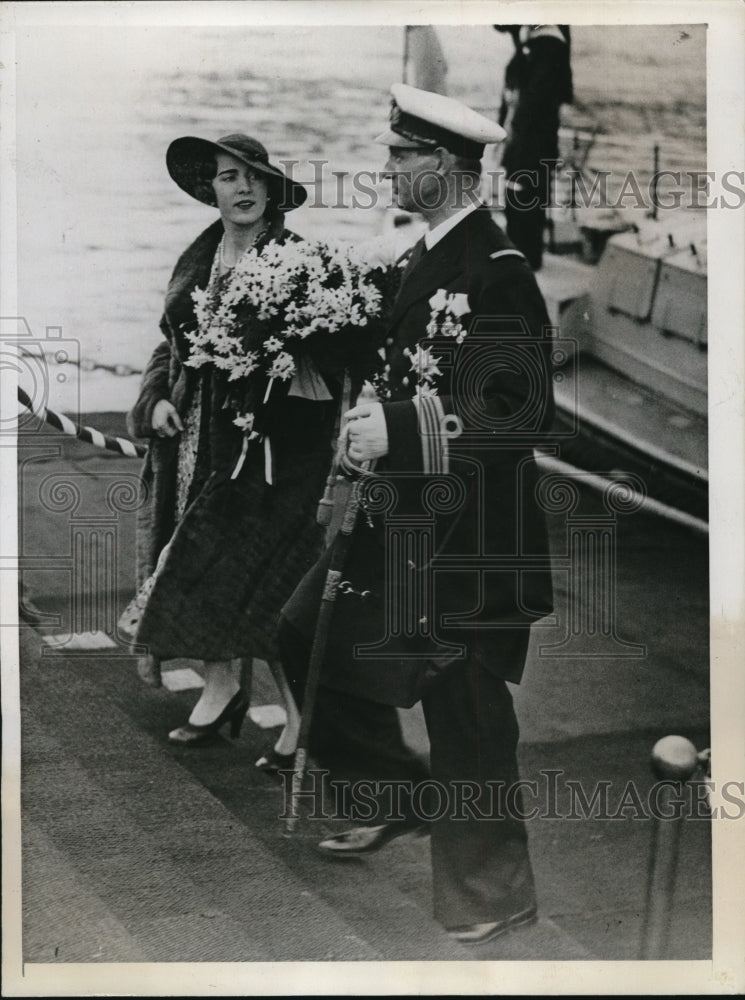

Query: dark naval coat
<box><xmin>283</xmin><ymin>205</ymin><xmax>555</xmax><ymax>704</ymax></box>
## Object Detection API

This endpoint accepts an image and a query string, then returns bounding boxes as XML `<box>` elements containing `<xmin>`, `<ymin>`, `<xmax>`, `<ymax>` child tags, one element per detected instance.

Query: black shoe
<box><xmin>168</xmin><ymin>690</ymin><xmax>249</xmax><ymax>745</ymax></box>
<box><xmin>255</xmin><ymin>748</ymin><xmax>295</xmax><ymax>774</ymax></box>
<box><xmin>448</xmin><ymin>905</ymin><xmax>538</xmax><ymax>944</ymax></box>
<box><xmin>317</xmin><ymin>822</ymin><xmax>430</xmax><ymax>857</ymax></box>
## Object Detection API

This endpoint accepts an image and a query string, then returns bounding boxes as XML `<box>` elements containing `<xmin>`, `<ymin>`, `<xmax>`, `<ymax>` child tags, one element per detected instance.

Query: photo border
<box><xmin>1</xmin><ymin>1</ymin><xmax>743</xmax><ymax>995</ymax></box>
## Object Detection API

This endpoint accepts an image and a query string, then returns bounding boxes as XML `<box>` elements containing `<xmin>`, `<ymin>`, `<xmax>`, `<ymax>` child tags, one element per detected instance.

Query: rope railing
<box><xmin>20</xmin><ymin>345</ymin><xmax>144</xmax><ymax>378</ymax></box>
<box><xmin>17</xmin><ymin>386</ymin><xmax>146</xmax><ymax>458</ymax></box>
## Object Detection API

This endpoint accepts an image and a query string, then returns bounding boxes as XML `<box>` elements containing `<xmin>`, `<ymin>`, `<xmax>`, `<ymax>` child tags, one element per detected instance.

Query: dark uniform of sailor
<box><xmin>496</xmin><ymin>24</ymin><xmax>573</xmax><ymax>269</ymax></box>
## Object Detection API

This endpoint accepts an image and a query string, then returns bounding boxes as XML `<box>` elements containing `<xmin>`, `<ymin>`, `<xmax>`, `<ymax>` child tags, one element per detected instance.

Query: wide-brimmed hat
<box><xmin>166</xmin><ymin>133</ymin><xmax>307</xmax><ymax>210</ymax></box>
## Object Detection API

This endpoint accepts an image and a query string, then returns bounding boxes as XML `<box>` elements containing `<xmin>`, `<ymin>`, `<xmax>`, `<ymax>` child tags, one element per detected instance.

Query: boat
<box><xmin>537</xmin><ymin>208</ymin><xmax>708</xmax><ymax>522</ymax></box>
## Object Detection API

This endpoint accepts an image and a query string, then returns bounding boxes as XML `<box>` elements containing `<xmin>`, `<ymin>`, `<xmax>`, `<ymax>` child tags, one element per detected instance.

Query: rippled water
<box><xmin>15</xmin><ymin>24</ymin><xmax>705</xmax><ymax>374</ymax></box>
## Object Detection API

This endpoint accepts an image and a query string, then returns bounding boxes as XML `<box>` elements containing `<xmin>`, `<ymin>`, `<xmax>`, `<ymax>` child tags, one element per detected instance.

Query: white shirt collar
<box><xmin>424</xmin><ymin>202</ymin><xmax>482</xmax><ymax>250</ymax></box>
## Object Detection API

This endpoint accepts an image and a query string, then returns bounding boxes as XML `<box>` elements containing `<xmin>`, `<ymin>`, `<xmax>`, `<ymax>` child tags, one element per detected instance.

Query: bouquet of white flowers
<box><xmin>186</xmin><ymin>237</ymin><xmax>397</xmax><ymax>439</ymax></box>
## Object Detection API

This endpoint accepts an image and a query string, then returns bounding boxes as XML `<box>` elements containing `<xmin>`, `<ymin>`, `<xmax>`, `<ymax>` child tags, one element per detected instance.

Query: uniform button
<box><xmin>385</xmin><ymin>337</ymin><xmax>394</xmax><ymax>346</ymax></box>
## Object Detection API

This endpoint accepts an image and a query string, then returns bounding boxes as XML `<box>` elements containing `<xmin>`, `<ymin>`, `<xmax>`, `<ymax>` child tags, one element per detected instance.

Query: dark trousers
<box><xmin>504</xmin><ymin>167</ymin><xmax>553</xmax><ymax>270</ymax></box>
<box><xmin>279</xmin><ymin>615</ymin><xmax>430</xmax><ymax>818</ymax></box>
<box><xmin>279</xmin><ymin>615</ymin><xmax>536</xmax><ymax>930</ymax></box>
<box><xmin>421</xmin><ymin>629</ymin><xmax>536</xmax><ymax>928</ymax></box>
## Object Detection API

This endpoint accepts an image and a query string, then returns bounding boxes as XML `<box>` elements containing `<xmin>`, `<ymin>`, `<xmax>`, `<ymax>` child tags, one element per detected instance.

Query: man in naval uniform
<box><xmin>280</xmin><ymin>84</ymin><xmax>555</xmax><ymax>944</ymax></box>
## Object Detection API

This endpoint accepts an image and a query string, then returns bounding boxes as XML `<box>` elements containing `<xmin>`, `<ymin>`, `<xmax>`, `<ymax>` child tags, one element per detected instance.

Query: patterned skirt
<box><xmin>131</xmin><ymin>436</ymin><xmax>330</xmax><ymax>663</ymax></box>
<box><xmin>118</xmin><ymin>382</ymin><xmax>203</xmax><ymax>641</ymax></box>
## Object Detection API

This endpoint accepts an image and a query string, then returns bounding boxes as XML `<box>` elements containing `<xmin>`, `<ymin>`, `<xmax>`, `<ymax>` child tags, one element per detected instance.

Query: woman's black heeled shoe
<box><xmin>255</xmin><ymin>748</ymin><xmax>295</xmax><ymax>774</ymax></box>
<box><xmin>168</xmin><ymin>689</ymin><xmax>250</xmax><ymax>745</ymax></box>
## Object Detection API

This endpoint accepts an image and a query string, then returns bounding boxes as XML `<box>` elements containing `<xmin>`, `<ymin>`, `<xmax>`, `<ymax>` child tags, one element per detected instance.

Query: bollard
<box><xmin>640</xmin><ymin>735</ymin><xmax>700</xmax><ymax>959</ymax></box>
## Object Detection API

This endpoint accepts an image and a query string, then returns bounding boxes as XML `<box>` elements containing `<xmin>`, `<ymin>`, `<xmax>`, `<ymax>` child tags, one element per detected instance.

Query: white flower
<box><xmin>263</xmin><ymin>336</ymin><xmax>283</xmax><ymax>353</ymax></box>
<box><xmin>227</xmin><ymin>352</ymin><xmax>259</xmax><ymax>381</ymax></box>
<box><xmin>206</xmin><ymin>325</ymin><xmax>237</xmax><ymax>353</ymax></box>
<box><xmin>191</xmin><ymin>287</ymin><xmax>209</xmax><ymax>313</ymax></box>
<box><xmin>184</xmin><ymin>350</ymin><xmax>211</xmax><ymax>369</ymax></box>
<box><xmin>233</xmin><ymin>412</ymin><xmax>255</xmax><ymax>432</ymax></box>
<box><xmin>428</xmin><ymin>289</ymin><xmax>449</xmax><ymax>313</ymax></box>
<box><xmin>447</xmin><ymin>292</ymin><xmax>470</xmax><ymax>318</ymax></box>
<box><xmin>267</xmin><ymin>351</ymin><xmax>296</xmax><ymax>381</ymax></box>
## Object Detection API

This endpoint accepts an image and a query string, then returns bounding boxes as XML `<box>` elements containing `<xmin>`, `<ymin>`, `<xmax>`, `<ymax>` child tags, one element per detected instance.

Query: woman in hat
<box><xmin>123</xmin><ymin>133</ymin><xmax>337</xmax><ymax>755</ymax></box>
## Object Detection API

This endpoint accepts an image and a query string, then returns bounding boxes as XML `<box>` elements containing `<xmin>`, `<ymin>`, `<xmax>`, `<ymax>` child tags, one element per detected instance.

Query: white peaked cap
<box><xmin>375</xmin><ymin>82</ymin><xmax>506</xmax><ymax>157</ymax></box>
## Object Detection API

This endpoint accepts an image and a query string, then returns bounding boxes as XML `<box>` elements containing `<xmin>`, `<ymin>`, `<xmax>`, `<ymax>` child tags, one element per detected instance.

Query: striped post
<box><xmin>17</xmin><ymin>386</ymin><xmax>146</xmax><ymax>458</ymax></box>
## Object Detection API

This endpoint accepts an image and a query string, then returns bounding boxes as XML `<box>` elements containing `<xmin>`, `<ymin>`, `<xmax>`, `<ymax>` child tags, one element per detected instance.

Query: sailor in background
<box><xmin>280</xmin><ymin>84</ymin><xmax>555</xmax><ymax>944</ymax></box>
<box><xmin>495</xmin><ymin>25</ymin><xmax>573</xmax><ymax>270</ymax></box>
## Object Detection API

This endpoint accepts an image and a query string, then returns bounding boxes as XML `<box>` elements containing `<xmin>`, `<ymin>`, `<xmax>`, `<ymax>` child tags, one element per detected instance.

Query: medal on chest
<box><xmin>370</xmin><ymin>288</ymin><xmax>471</xmax><ymax>401</ymax></box>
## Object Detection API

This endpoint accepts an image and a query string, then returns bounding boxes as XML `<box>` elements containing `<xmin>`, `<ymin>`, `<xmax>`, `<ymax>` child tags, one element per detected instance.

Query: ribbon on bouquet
<box><xmin>229</xmin><ymin>433</ymin><xmax>275</xmax><ymax>484</ymax></box>
<box><xmin>230</xmin><ymin>358</ymin><xmax>333</xmax><ymax>483</ymax></box>
<box><xmin>230</xmin><ymin>375</ymin><xmax>278</xmax><ymax>484</ymax></box>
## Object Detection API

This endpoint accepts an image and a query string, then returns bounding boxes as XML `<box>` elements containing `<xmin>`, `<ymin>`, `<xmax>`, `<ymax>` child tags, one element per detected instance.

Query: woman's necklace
<box><xmin>219</xmin><ymin>227</ymin><xmax>269</xmax><ymax>270</ymax></box>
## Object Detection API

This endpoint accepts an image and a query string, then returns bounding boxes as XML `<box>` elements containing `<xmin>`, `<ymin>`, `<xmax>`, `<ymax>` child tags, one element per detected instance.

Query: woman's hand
<box><xmin>151</xmin><ymin>400</ymin><xmax>184</xmax><ymax>438</ymax></box>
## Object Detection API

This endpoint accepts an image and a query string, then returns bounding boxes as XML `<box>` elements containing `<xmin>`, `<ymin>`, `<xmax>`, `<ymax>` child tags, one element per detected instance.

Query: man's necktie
<box><xmin>399</xmin><ymin>236</ymin><xmax>426</xmax><ymax>285</ymax></box>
